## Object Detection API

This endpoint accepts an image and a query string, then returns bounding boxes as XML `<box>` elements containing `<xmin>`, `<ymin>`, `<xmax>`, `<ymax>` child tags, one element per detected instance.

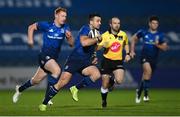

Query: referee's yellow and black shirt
<box><xmin>98</xmin><ymin>30</ymin><xmax>128</xmax><ymax>60</ymax></box>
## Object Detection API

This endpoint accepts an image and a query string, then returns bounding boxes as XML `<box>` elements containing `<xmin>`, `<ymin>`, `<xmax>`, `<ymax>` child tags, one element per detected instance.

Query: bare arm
<box><xmin>65</xmin><ymin>30</ymin><xmax>74</xmax><ymax>47</ymax></box>
<box><xmin>130</xmin><ymin>34</ymin><xmax>139</xmax><ymax>58</ymax></box>
<box><xmin>80</xmin><ymin>36</ymin><xmax>100</xmax><ymax>47</ymax></box>
<box><xmin>28</xmin><ymin>23</ymin><xmax>37</xmax><ymax>47</ymax></box>
<box><xmin>124</xmin><ymin>44</ymin><xmax>131</xmax><ymax>62</ymax></box>
<box><xmin>155</xmin><ymin>42</ymin><xmax>169</xmax><ymax>51</ymax></box>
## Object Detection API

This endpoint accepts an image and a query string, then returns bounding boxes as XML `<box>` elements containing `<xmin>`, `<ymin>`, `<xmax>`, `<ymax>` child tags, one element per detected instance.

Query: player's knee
<box><xmin>51</xmin><ymin>67</ymin><xmax>61</xmax><ymax>78</ymax></box>
<box><xmin>94</xmin><ymin>71</ymin><xmax>101</xmax><ymax>79</ymax></box>
<box><xmin>115</xmin><ymin>78</ymin><xmax>123</xmax><ymax>84</ymax></box>
<box><xmin>144</xmin><ymin>70</ymin><xmax>152</xmax><ymax>77</ymax></box>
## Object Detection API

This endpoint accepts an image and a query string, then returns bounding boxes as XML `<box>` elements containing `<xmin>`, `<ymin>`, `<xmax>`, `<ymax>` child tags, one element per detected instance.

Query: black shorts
<box><xmin>140</xmin><ymin>56</ymin><xmax>157</xmax><ymax>72</ymax></box>
<box><xmin>38</xmin><ymin>52</ymin><xmax>57</xmax><ymax>73</ymax></box>
<box><xmin>64</xmin><ymin>57</ymin><xmax>92</xmax><ymax>75</ymax></box>
<box><xmin>101</xmin><ymin>57</ymin><xmax>124</xmax><ymax>74</ymax></box>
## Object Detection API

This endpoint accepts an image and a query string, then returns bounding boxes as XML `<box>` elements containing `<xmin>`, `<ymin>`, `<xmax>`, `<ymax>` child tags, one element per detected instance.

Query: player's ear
<box><xmin>55</xmin><ymin>14</ymin><xmax>58</xmax><ymax>18</ymax></box>
<box><xmin>109</xmin><ymin>23</ymin><xmax>112</xmax><ymax>27</ymax></box>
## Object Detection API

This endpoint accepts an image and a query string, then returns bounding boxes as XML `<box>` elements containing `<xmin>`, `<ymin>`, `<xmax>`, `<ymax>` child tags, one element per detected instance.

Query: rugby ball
<box><xmin>88</xmin><ymin>29</ymin><xmax>100</xmax><ymax>38</ymax></box>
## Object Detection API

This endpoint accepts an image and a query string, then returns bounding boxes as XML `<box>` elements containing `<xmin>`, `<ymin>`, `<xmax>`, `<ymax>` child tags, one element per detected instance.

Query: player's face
<box><xmin>90</xmin><ymin>16</ymin><xmax>101</xmax><ymax>29</ymax></box>
<box><xmin>55</xmin><ymin>11</ymin><xmax>67</xmax><ymax>25</ymax></box>
<box><xmin>110</xmin><ymin>18</ymin><xmax>120</xmax><ymax>32</ymax></box>
<box><xmin>149</xmin><ymin>20</ymin><xmax>159</xmax><ymax>31</ymax></box>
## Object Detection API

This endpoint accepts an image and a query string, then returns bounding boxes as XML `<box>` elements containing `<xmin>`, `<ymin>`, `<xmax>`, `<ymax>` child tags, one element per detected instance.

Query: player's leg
<box><xmin>82</xmin><ymin>65</ymin><xmax>101</xmax><ymax>85</ymax></box>
<box><xmin>43</xmin><ymin>59</ymin><xmax>61</xmax><ymax>103</ymax></box>
<box><xmin>70</xmin><ymin>65</ymin><xmax>101</xmax><ymax>102</ymax></box>
<box><xmin>101</xmin><ymin>74</ymin><xmax>110</xmax><ymax>108</ymax></box>
<box><xmin>39</xmin><ymin>57</ymin><xmax>75</xmax><ymax>111</ymax></box>
<box><xmin>13</xmin><ymin>67</ymin><xmax>47</xmax><ymax>103</ymax></box>
<box><xmin>71</xmin><ymin>66</ymin><xmax>101</xmax><ymax>90</ymax></box>
<box><xmin>113</xmin><ymin>68</ymin><xmax>125</xmax><ymax>84</ymax></box>
<box><xmin>44</xmin><ymin>59</ymin><xmax>61</xmax><ymax>86</ymax></box>
<box><xmin>136</xmin><ymin>62</ymin><xmax>152</xmax><ymax>103</ymax></box>
<box><xmin>39</xmin><ymin>71</ymin><xmax>72</xmax><ymax>111</ymax></box>
<box><xmin>142</xmin><ymin>62</ymin><xmax>153</xmax><ymax>101</ymax></box>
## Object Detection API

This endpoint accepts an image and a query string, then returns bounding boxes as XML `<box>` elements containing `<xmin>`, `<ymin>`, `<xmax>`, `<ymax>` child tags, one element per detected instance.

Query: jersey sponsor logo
<box><xmin>145</xmin><ymin>35</ymin><xmax>149</xmax><ymax>38</ymax></box>
<box><xmin>110</xmin><ymin>42</ymin><xmax>121</xmax><ymax>52</ymax></box>
<box><xmin>54</xmin><ymin>33</ymin><xmax>59</xmax><ymax>37</ymax></box>
<box><xmin>49</xmin><ymin>29</ymin><xmax>54</xmax><ymax>32</ymax></box>
<box><xmin>47</xmin><ymin>35</ymin><xmax>63</xmax><ymax>40</ymax></box>
<box><xmin>60</xmin><ymin>29</ymin><xmax>65</xmax><ymax>33</ymax></box>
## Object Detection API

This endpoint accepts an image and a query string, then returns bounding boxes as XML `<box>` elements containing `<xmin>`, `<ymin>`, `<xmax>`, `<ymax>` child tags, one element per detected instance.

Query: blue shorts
<box><xmin>64</xmin><ymin>57</ymin><xmax>92</xmax><ymax>74</ymax></box>
<box><xmin>140</xmin><ymin>55</ymin><xmax>157</xmax><ymax>72</ymax></box>
<box><xmin>38</xmin><ymin>52</ymin><xmax>57</xmax><ymax>73</ymax></box>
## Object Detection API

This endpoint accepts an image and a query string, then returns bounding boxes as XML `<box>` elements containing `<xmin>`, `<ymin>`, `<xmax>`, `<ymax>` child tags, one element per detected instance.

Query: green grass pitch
<box><xmin>0</xmin><ymin>89</ymin><xmax>180</xmax><ymax>116</ymax></box>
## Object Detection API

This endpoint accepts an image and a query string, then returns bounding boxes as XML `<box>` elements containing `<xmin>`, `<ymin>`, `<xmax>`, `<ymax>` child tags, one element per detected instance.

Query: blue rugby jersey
<box><xmin>136</xmin><ymin>29</ymin><xmax>165</xmax><ymax>59</ymax></box>
<box><xmin>36</xmin><ymin>21</ymin><xmax>70</xmax><ymax>58</ymax></box>
<box><xmin>70</xmin><ymin>24</ymin><xmax>96</xmax><ymax>61</ymax></box>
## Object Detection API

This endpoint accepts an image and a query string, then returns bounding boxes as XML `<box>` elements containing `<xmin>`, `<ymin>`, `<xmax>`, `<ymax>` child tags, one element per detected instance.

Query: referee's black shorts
<box><xmin>100</xmin><ymin>57</ymin><xmax>124</xmax><ymax>75</ymax></box>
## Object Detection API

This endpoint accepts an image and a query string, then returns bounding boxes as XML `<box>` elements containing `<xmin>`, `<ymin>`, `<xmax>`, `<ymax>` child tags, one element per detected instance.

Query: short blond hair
<box><xmin>54</xmin><ymin>7</ymin><xmax>67</xmax><ymax>14</ymax></box>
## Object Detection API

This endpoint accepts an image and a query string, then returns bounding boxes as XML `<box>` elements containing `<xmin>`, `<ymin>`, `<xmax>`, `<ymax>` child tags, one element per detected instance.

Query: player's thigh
<box><xmin>32</xmin><ymin>67</ymin><xmax>47</xmax><ymax>83</ymax></box>
<box><xmin>82</xmin><ymin>65</ymin><xmax>101</xmax><ymax>81</ymax></box>
<box><xmin>142</xmin><ymin>62</ymin><xmax>152</xmax><ymax>75</ymax></box>
<box><xmin>113</xmin><ymin>69</ymin><xmax>124</xmax><ymax>84</ymax></box>
<box><xmin>44</xmin><ymin>59</ymin><xmax>61</xmax><ymax>75</ymax></box>
<box><xmin>102</xmin><ymin>74</ymin><xmax>110</xmax><ymax>88</ymax></box>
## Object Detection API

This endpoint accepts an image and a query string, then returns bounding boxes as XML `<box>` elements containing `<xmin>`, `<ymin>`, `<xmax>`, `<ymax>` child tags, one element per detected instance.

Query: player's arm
<box><xmin>124</xmin><ymin>44</ymin><xmax>131</xmax><ymax>62</ymax></box>
<box><xmin>65</xmin><ymin>30</ymin><xmax>74</xmax><ymax>47</ymax></box>
<box><xmin>130</xmin><ymin>34</ymin><xmax>140</xmax><ymax>58</ymax></box>
<box><xmin>80</xmin><ymin>35</ymin><xmax>101</xmax><ymax>47</ymax></box>
<box><xmin>124</xmin><ymin>34</ymin><xmax>131</xmax><ymax>62</ymax></box>
<box><xmin>28</xmin><ymin>23</ymin><xmax>38</xmax><ymax>48</ymax></box>
<box><xmin>155</xmin><ymin>42</ymin><xmax>169</xmax><ymax>51</ymax></box>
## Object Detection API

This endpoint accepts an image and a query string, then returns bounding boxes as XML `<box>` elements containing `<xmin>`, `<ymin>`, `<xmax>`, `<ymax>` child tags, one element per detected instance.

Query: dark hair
<box><xmin>54</xmin><ymin>7</ymin><xmax>67</xmax><ymax>14</ymax></box>
<box><xmin>89</xmin><ymin>13</ymin><xmax>101</xmax><ymax>21</ymax></box>
<box><xmin>148</xmin><ymin>15</ymin><xmax>159</xmax><ymax>22</ymax></box>
<box><xmin>109</xmin><ymin>17</ymin><xmax>120</xmax><ymax>24</ymax></box>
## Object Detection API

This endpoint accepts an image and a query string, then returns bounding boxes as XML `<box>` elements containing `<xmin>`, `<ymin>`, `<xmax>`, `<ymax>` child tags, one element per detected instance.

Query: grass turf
<box><xmin>0</xmin><ymin>89</ymin><xmax>180</xmax><ymax>116</ymax></box>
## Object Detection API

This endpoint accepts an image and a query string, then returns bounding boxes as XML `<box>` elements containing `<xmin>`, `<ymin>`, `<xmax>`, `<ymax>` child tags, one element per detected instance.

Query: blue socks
<box><xmin>137</xmin><ymin>80</ymin><xmax>150</xmax><ymax>97</ymax></box>
<box><xmin>45</xmin><ymin>74</ymin><xmax>59</xmax><ymax>98</ymax></box>
<box><xmin>76</xmin><ymin>77</ymin><xmax>95</xmax><ymax>89</ymax></box>
<box><xmin>143</xmin><ymin>80</ymin><xmax>150</xmax><ymax>97</ymax></box>
<box><xmin>43</xmin><ymin>86</ymin><xmax>58</xmax><ymax>105</ymax></box>
<box><xmin>137</xmin><ymin>80</ymin><xmax>144</xmax><ymax>98</ymax></box>
<box><xmin>19</xmin><ymin>80</ymin><xmax>33</xmax><ymax>92</ymax></box>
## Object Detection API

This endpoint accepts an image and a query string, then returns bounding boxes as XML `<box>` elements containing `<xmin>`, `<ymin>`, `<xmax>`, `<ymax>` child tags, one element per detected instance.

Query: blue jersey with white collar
<box><xmin>70</xmin><ymin>24</ymin><xmax>96</xmax><ymax>61</ymax></box>
<box><xmin>136</xmin><ymin>29</ymin><xmax>165</xmax><ymax>59</ymax></box>
<box><xmin>36</xmin><ymin>21</ymin><xmax>70</xmax><ymax>59</ymax></box>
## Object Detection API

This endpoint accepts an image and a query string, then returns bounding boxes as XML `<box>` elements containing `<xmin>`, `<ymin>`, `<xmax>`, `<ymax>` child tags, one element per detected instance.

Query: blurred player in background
<box><xmin>38</xmin><ymin>13</ymin><xmax>102</xmax><ymax>111</ymax></box>
<box><xmin>12</xmin><ymin>7</ymin><xmax>74</xmax><ymax>105</ymax></box>
<box><xmin>130</xmin><ymin>15</ymin><xmax>169</xmax><ymax>103</ymax></box>
<box><xmin>97</xmin><ymin>17</ymin><xmax>131</xmax><ymax>108</ymax></box>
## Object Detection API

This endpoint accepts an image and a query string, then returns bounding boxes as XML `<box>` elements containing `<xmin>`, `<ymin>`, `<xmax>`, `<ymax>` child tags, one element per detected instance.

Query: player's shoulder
<box><xmin>119</xmin><ymin>30</ymin><xmax>127</xmax><ymax>35</ymax></box>
<box><xmin>156</xmin><ymin>31</ymin><xmax>164</xmax><ymax>35</ymax></box>
<box><xmin>63</xmin><ymin>23</ymin><xmax>70</xmax><ymax>28</ymax></box>
<box><xmin>82</xmin><ymin>24</ymin><xmax>90</xmax><ymax>30</ymax></box>
<box><xmin>38</xmin><ymin>21</ymin><xmax>51</xmax><ymax>25</ymax></box>
<box><xmin>137</xmin><ymin>29</ymin><xmax>147</xmax><ymax>33</ymax></box>
<box><xmin>79</xmin><ymin>24</ymin><xmax>90</xmax><ymax>33</ymax></box>
<box><xmin>102</xmin><ymin>31</ymin><xmax>109</xmax><ymax>36</ymax></box>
